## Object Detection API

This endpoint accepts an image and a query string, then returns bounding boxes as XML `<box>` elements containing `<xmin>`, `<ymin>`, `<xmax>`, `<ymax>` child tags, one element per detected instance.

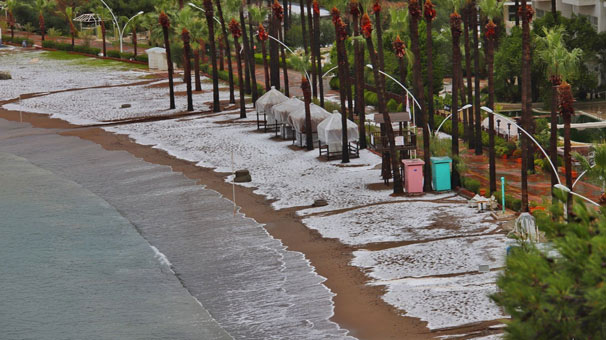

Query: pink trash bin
<box><xmin>402</xmin><ymin>159</ymin><xmax>425</xmax><ymax>193</ymax></box>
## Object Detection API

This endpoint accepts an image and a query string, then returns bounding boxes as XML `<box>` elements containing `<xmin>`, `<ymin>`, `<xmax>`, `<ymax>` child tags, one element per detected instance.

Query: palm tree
<box><xmin>34</xmin><ymin>0</ymin><xmax>53</xmax><ymax>42</ymax></box>
<box><xmin>257</xmin><ymin>24</ymin><xmax>271</xmax><ymax>91</ymax></box>
<box><xmin>269</xmin><ymin>0</ymin><xmax>281</xmax><ymax>89</ymax></box>
<box><xmin>479</xmin><ymin>0</ymin><xmax>503</xmax><ymax>194</ymax></box>
<box><xmin>463</xmin><ymin>1</ymin><xmax>474</xmax><ymax>147</ymax></box>
<box><xmin>536</xmin><ymin>26</ymin><xmax>581</xmax><ymax>199</ymax></box>
<box><xmin>230</xmin><ymin>18</ymin><xmax>247</xmax><ymax>118</ymax></box>
<box><xmin>519</xmin><ymin>1</ymin><xmax>533</xmax><ymax>212</ymax></box>
<box><xmin>559</xmin><ymin>81</ymin><xmax>574</xmax><ymax>218</ymax></box>
<box><xmin>471</xmin><ymin>0</ymin><xmax>482</xmax><ymax>155</ymax></box>
<box><xmin>313</xmin><ymin>0</ymin><xmax>324</xmax><ymax>106</ymax></box>
<box><xmin>362</xmin><ymin>13</ymin><xmax>404</xmax><ymax>194</ymax></box>
<box><xmin>409</xmin><ymin>0</ymin><xmax>432</xmax><ymax>192</ymax></box>
<box><xmin>182</xmin><ymin>28</ymin><xmax>194</xmax><ymax>111</ymax></box>
<box><xmin>273</xmin><ymin>1</ymin><xmax>290</xmax><ymax>96</ymax></box>
<box><xmin>97</xmin><ymin>6</ymin><xmax>111</xmax><ymax>57</ymax></box>
<box><xmin>239</xmin><ymin>7</ymin><xmax>258</xmax><ymax>102</ymax></box>
<box><xmin>307</xmin><ymin>0</ymin><xmax>317</xmax><ymax>99</ymax></box>
<box><xmin>203</xmin><ymin>0</ymin><xmax>221</xmax><ymax>112</ymax></box>
<box><xmin>249</xmin><ymin>6</ymin><xmax>269</xmax><ymax>92</ymax></box>
<box><xmin>64</xmin><ymin>6</ymin><xmax>77</xmax><ymax>48</ymax></box>
<box><xmin>214</xmin><ymin>0</ymin><xmax>236</xmax><ymax>104</ymax></box>
<box><xmin>129</xmin><ymin>15</ymin><xmax>142</xmax><ymax>57</ymax></box>
<box><xmin>351</xmin><ymin>0</ymin><xmax>366</xmax><ymax>149</ymax></box>
<box><xmin>331</xmin><ymin>9</ymin><xmax>350</xmax><ymax>163</ymax></box>
<box><xmin>450</xmin><ymin>6</ymin><xmax>462</xmax><ymax>188</ymax></box>
<box><xmin>300</xmin><ymin>0</ymin><xmax>308</xmax><ymax>55</ymax></box>
<box><xmin>159</xmin><ymin>11</ymin><xmax>176</xmax><ymax>110</ymax></box>
<box><xmin>6</xmin><ymin>0</ymin><xmax>16</xmax><ymax>40</ymax></box>
<box><xmin>424</xmin><ymin>0</ymin><xmax>436</xmax><ymax>130</ymax></box>
<box><xmin>302</xmin><ymin>76</ymin><xmax>314</xmax><ymax>150</ymax></box>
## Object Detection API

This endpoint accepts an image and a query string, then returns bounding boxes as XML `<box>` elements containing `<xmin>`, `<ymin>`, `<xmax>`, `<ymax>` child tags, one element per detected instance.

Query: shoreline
<box><xmin>0</xmin><ymin>106</ymin><xmax>504</xmax><ymax>339</ymax></box>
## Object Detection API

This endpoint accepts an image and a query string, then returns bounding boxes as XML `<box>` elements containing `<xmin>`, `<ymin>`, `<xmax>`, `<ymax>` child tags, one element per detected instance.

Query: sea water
<box><xmin>0</xmin><ymin>119</ymin><xmax>353</xmax><ymax>340</ymax></box>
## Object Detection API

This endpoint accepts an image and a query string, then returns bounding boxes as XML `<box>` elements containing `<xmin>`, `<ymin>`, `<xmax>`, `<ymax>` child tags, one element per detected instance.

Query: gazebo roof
<box><xmin>74</xmin><ymin>13</ymin><xmax>101</xmax><ymax>24</ymax></box>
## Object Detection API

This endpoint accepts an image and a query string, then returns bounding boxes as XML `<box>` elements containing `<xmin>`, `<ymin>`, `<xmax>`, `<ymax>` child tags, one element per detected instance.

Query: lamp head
<box><xmin>459</xmin><ymin>104</ymin><xmax>472</xmax><ymax>111</ymax></box>
<box><xmin>366</xmin><ymin>64</ymin><xmax>373</xmax><ymax>69</ymax></box>
<box><xmin>554</xmin><ymin>184</ymin><xmax>571</xmax><ymax>193</ymax></box>
<box><xmin>480</xmin><ymin>106</ymin><xmax>493</xmax><ymax>114</ymax></box>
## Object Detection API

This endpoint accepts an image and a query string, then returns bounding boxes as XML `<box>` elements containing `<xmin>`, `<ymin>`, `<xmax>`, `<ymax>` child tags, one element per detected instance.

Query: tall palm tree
<box><xmin>97</xmin><ymin>6</ymin><xmax>111</xmax><ymax>57</ymax></box>
<box><xmin>239</xmin><ymin>6</ymin><xmax>258</xmax><ymax>102</ymax></box>
<box><xmin>129</xmin><ymin>15</ymin><xmax>142</xmax><ymax>57</ymax></box>
<box><xmin>214</xmin><ymin>0</ymin><xmax>236</xmax><ymax>104</ymax></box>
<box><xmin>257</xmin><ymin>24</ymin><xmax>271</xmax><ymax>91</ymax></box>
<box><xmin>230</xmin><ymin>19</ymin><xmax>247</xmax><ymax>118</ymax></box>
<box><xmin>182</xmin><ymin>28</ymin><xmax>194</xmax><ymax>111</ymax></box>
<box><xmin>559</xmin><ymin>81</ymin><xmax>574</xmax><ymax>218</ymax></box>
<box><xmin>34</xmin><ymin>0</ymin><xmax>53</xmax><ymax>42</ymax></box>
<box><xmin>471</xmin><ymin>0</ymin><xmax>482</xmax><ymax>155</ymax></box>
<box><xmin>519</xmin><ymin>1</ymin><xmax>533</xmax><ymax>212</ymax></box>
<box><xmin>463</xmin><ymin>1</ymin><xmax>474</xmax><ymax>147</ymax></box>
<box><xmin>450</xmin><ymin>5</ymin><xmax>462</xmax><ymax>188</ymax></box>
<box><xmin>536</xmin><ymin>26</ymin><xmax>581</xmax><ymax>199</ymax></box>
<box><xmin>307</xmin><ymin>0</ymin><xmax>317</xmax><ymax>99</ymax></box>
<box><xmin>313</xmin><ymin>0</ymin><xmax>324</xmax><ymax>106</ymax></box>
<box><xmin>159</xmin><ymin>11</ymin><xmax>176</xmax><ymax>110</ymax></box>
<box><xmin>203</xmin><ymin>0</ymin><xmax>221</xmax><ymax>112</ymax></box>
<box><xmin>6</xmin><ymin>0</ymin><xmax>16</xmax><ymax>40</ymax></box>
<box><xmin>409</xmin><ymin>0</ymin><xmax>432</xmax><ymax>192</ymax></box>
<box><xmin>331</xmin><ymin>9</ymin><xmax>350</xmax><ymax>163</ymax></box>
<box><xmin>351</xmin><ymin>0</ymin><xmax>366</xmax><ymax>149</ymax></box>
<box><xmin>64</xmin><ymin>6</ymin><xmax>77</xmax><ymax>48</ymax></box>
<box><xmin>273</xmin><ymin>1</ymin><xmax>290</xmax><ymax>96</ymax></box>
<box><xmin>424</xmin><ymin>0</ymin><xmax>436</xmax><ymax>130</ymax></box>
<box><xmin>300</xmin><ymin>0</ymin><xmax>308</xmax><ymax>54</ymax></box>
<box><xmin>302</xmin><ymin>76</ymin><xmax>314</xmax><ymax>150</ymax></box>
<box><xmin>269</xmin><ymin>0</ymin><xmax>281</xmax><ymax>89</ymax></box>
<box><xmin>249</xmin><ymin>6</ymin><xmax>269</xmax><ymax>91</ymax></box>
<box><xmin>479</xmin><ymin>0</ymin><xmax>503</xmax><ymax>194</ymax></box>
<box><xmin>362</xmin><ymin>13</ymin><xmax>404</xmax><ymax>194</ymax></box>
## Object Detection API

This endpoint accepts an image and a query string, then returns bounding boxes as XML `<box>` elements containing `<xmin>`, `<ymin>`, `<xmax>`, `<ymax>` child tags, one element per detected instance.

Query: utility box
<box><xmin>145</xmin><ymin>47</ymin><xmax>167</xmax><ymax>71</ymax></box>
<box><xmin>431</xmin><ymin>156</ymin><xmax>452</xmax><ymax>191</ymax></box>
<box><xmin>402</xmin><ymin>159</ymin><xmax>425</xmax><ymax>193</ymax></box>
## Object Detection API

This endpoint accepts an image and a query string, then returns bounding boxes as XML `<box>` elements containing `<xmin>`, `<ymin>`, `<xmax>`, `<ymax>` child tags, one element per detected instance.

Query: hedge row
<box><xmin>2</xmin><ymin>35</ymin><xmax>34</xmax><ymax>47</ymax></box>
<box><xmin>42</xmin><ymin>40</ymin><xmax>101</xmax><ymax>56</ymax></box>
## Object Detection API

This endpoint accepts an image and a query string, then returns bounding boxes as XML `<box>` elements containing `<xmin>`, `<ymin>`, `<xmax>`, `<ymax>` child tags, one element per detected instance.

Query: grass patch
<box><xmin>39</xmin><ymin>50</ymin><xmax>147</xmax><ymax>71</ymax></box>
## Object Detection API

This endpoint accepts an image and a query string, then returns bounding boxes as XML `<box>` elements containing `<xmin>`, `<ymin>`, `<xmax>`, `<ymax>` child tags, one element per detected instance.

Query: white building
<box><xmin>533</xmin><ymin>0</ymin><xmax>606</xmax><ymax>32</ymax></box>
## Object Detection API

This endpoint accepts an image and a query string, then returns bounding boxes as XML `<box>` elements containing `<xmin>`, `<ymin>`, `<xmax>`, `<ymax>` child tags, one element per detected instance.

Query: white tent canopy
<box><xmin>287</xmin><ymin>103</ymin><xmax>331</xmax><ymax>133</ymax></box>
<box><xmin>272</xmin><ymin>97</ymin><xmax>304</xmax><ymax>124</ymax></box>
<box><xmin>318</xmin><ymin>112</ymin><xmax>359</xmax><ymax>145</ymax></box>
<box><xmin>555</xmin><ymin>121</ymin><xmax>606</xmax><ymax>130</ymax></box>
<box><xmin>255</xmin><ymin>86</ymin><xmax>288</xmax><ymax>116</ymax></box>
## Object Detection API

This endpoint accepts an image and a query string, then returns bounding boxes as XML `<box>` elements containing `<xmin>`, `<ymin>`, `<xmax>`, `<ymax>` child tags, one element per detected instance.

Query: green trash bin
<box><xmin>431</xmin><ymin>156</ymin><xmax>452</xmax><ymax>191</ymax></box>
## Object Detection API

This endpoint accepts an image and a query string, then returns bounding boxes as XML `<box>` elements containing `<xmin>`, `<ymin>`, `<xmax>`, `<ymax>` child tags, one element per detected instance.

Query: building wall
<box><xmin>532</xmin><ymin>0</ymin><xmax>606</xmax><ymax>32</ymax></box>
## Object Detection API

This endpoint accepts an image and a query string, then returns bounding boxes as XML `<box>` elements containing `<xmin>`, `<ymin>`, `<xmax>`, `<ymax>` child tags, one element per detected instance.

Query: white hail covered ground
<box><xmin>2</xmin><ymin>49</ymin><xmax>508</xmax><ymax>333</ymax></box>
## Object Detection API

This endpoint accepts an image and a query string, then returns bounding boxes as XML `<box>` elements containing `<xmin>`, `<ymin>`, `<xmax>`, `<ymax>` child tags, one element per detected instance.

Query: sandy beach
<box><xmin>1</xmin><ymin>48</ymin><xmax>507</xmax><ymax>339</ymax></box>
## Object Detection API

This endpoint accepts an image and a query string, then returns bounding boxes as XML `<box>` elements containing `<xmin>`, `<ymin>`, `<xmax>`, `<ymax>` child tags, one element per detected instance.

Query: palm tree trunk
<box><xmin>472</xmin><ymin>2</ymin><xmax>482</xmax><ymax>155</ymax></box>
<box><xmin>451</xmin><ymin>12</ymin><xmax>462</xmax><ymax>188</ymax></box>
<box><xmin>302</xmin><ymin>76</ymin><xmax>314</xmax><ymax>150</ymax></box>
<box><xmin>204</xmin><ymin>1</ymin><xmax>221</xmax><ymax>112</ymax></box>
<box><xmin>463</xmin><ymin>4</ymin><xmax>474</xmax><ymax>147</ymax></box>
<box><xmin>426</xmin><ymin>16</ymin><xmax>434</xmax><ymax>130</ymax></box>
<box><xmin>549</xmin><ymin>80</ymin><xmax>560</xmax><ymax>200</ymax></box>
<box><xmin>487</xmin><ymin>25</ymin><xmax>496</xmax><ymax>194</ymax></box>
<box><xmin>194</xmin><ymin>49</ymin><xmax>202</xmax><ymax>91</ymax></box>
<box><xmin>248</xmin><ymin>14</ymin><xmax>259</xmax><ymax>100</ymax></box>
<box><xmin>333</xmin><ymin>14</ymin><xmax>350</xmax><ymax>163</ymax></box>
<box><xmin>551</xmin><ymin>0</ymin><xmax>557</xmax><ymax>22</ymax></box>
<box><xmin>352</xmin><ymin>4</ymin><xmax>366</xmax><ymax>149</ymax></box>
<box><xmin>234</xmin><ymin>37</ymin><xmax>246</xmax><ymax>118</ymax></box>
<box><xmin>182</xmin><ymin>30</ymin><xmax>194</xmax><ymax>112</ymax></box>
<box><xmin>307</xmin><ymin>0</ymin><xmax>317</xmax><ymax>99</ymax></box>
<box><xmin>261</xmin><ymin>38</ymin><xmax>270</xmax><ymax>91</ymax></box>
<box><xmin>39</xmin><ymin>14</ymin><xmax>45</xmax><ymax>42</ymax></box>
<box><xmin>160</xmin><ymin>17</ymin><xmax>175</xmax><ymax>110</ymax></box>
<box><xmin>300</xmin><ymin>0</ymin><xmax>308</xmax><ymax>54</ymax></box>
<box><xmin>132</xmin><ymin>28</ymin><xmax>138</xmax><ymax>57</ymax></box>
<box><xmin>520</xmin><ymin>0</ymin><xmax>531</xmax><ymax>212</ymax></box>
<box><xmin>241</xmin><ymin>10</ymin><xmax>258</xmax><ymax>102</ymax></box>
<box><xmin>101</xmin><ymin>21</ymin><xmax>107</xmax><ymax>57</ymax></box>
<box><xmin>278</xmin><ymin>26</ymin><xmax>290</xmax><ymax>96</ymax></box>
<box><xmin>515</xmin><ymin>0</ymin><xmax>520</xmax><ymax>26</ymax></box>
<box><xmin>563</xmin><ymin>109</ymin><xmax>572</xmax><ymax>218</ymax></box>
<box><xmin>219</xmin><ymin>40</ymin><xmax>225</xmax><ymax>71</ymax></box>
<box><xmin>269</xmin><ymin>6</ymin><xmax>281</xmax><ymax>89</ymax></box>
<box><xmin>214</xmin><ymin>0</ymin><xmax>236</xmax><ymax>104</ymax></box>
<box><xmin>365</xmin><ymin>30</ymin><xmax>404</xmax><ymax>194</ymax></box>
<box><xmin>410</xmin><ymin>1</ymin><xmax>432</xmax><ymax>192</ymax></box>
<box><xmin>313</xmin><ymin>2</ymin><xmax>324</xmax><ymax>106</ymax></box>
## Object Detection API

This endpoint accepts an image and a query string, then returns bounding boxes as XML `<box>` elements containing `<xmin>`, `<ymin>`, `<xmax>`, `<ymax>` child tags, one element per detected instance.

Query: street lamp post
<box><xmin>435</xmin><ymin>104</ymin><xmax>472</xmax><ymax>135</ymax></box>
<box><xmin>554</xmin><ymin>183</ymin><xmax>600</xmax><ymax>207</ymax></box>
<box><xmin>97</xmin><ymin>0</ymin><xmax>142</xmax><ymax>53</ymax></box>
<box><xmin>188</xmin><ymin>3</ymin><xmax>221</xmax><ymax>25</ymax></box>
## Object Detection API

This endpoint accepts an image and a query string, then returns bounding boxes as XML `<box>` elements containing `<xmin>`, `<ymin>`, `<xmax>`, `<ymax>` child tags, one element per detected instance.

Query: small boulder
<box><xmin>312</xmin><ymin>199</ymin><xmax>328</xmax><ymax>207</ymax></box>
<box><xmin>234</xmin><ymin>169</ymin><xmax>251</xmax><ymax>183</ymax></box>
<box><xmin>0</xmin><ymin>71</ymin><xmax>11</xmax><ymax>80</ymax></box>
<box><xmin>120</xmin><ymin>104</ymin><xmax>132</xmax><ymax>109</ymax></box>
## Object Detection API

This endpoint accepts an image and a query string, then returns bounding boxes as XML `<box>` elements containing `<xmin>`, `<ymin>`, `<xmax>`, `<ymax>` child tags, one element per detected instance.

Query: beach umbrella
<box><xmin>287</xmin><ymin>104</ymin><xmax>331</xmax><ymax>133</ymax></box>
<box><xmin>255</xmin><ymin>86</ymin><xmax>288</xmax><ymax>116</ymax></box>
<box><xmin>317</xmin><ymin>111</ymin><xmax>359</xmax><ymax>146</ymax></box>
<box><xmin>272</xmin><ymin>97</ymin><xmax>304</xmax><ymax>124</ymax></box>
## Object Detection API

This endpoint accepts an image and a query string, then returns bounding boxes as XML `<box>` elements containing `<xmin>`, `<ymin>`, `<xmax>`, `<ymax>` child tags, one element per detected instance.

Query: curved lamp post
<box><xmin>481</xmin><ymin>106</ymin><xmax>561</xmax><ymax>185</ymax></box>
<box><xmin>97</xmin><ymin>0</ymin><xmax>142</xmax><ymax>53</ymax></box>
<box><xmin>435</xmin><ymin>103</ymin><xmax>472</xmax><ymax>135</ymax></box>
<box><xmin>365</xmin><ymin>64</ymin><xmax>421</xmax><ymax>126</ymax></box>
<box><xmin>554</xmin><ymin>183</ymin><xmax>600</xmax><ymax>207</ymax></box>
<box><xmin>188</xmin><ymin>3</ymin><xmax>221</xmax><ymax>25</ymax></box>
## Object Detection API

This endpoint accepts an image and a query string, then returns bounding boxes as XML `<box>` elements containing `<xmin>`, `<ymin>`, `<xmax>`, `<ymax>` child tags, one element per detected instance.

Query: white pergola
<box><xmin>74</xmin><ymin>13</ymin><xmax>102</xmax><ymax>33</ymax></box>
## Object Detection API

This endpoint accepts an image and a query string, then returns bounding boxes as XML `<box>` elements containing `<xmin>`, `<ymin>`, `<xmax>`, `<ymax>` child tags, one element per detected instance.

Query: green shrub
<box><xmin>135</xmin><ymin>54</ymin><xmax>148</xmax><ymax>62</ymax></box>
<box><xmin>107</xmin><ymin>50</ymin><xmax>121</xmax><ymax>58</ymax></box>
<box><xmin>462</xmin><ymin>177</ymin><xmax>481</xmax><ymax>194</ymax></box>
<box><xmin>329</xmin><ymin>76</ymin><xmax>339</xmax><ymax>90</ymax></box>
<box><xmin>2</xmin><ymin>35</ymin><xmax>34</xmax><ymax>46</ymax></box>
<box><xmin>41</xmin><ymin>40</ymin><xmax>56</xmax><ymax>49</ymax></box>
<box><xmin>387</xmin><ymin>98</ymin><xmax>399</xmax><ymax>112</ymax></box>
<box><xmin>73</xmin><ymin>45</ymin><xmax>100</xmax><ymax>56</ymax></box>
<box><xmin>120</xmin><ymin>52</ymin><xmax>135</xmax><ymax>60</ymax></box>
